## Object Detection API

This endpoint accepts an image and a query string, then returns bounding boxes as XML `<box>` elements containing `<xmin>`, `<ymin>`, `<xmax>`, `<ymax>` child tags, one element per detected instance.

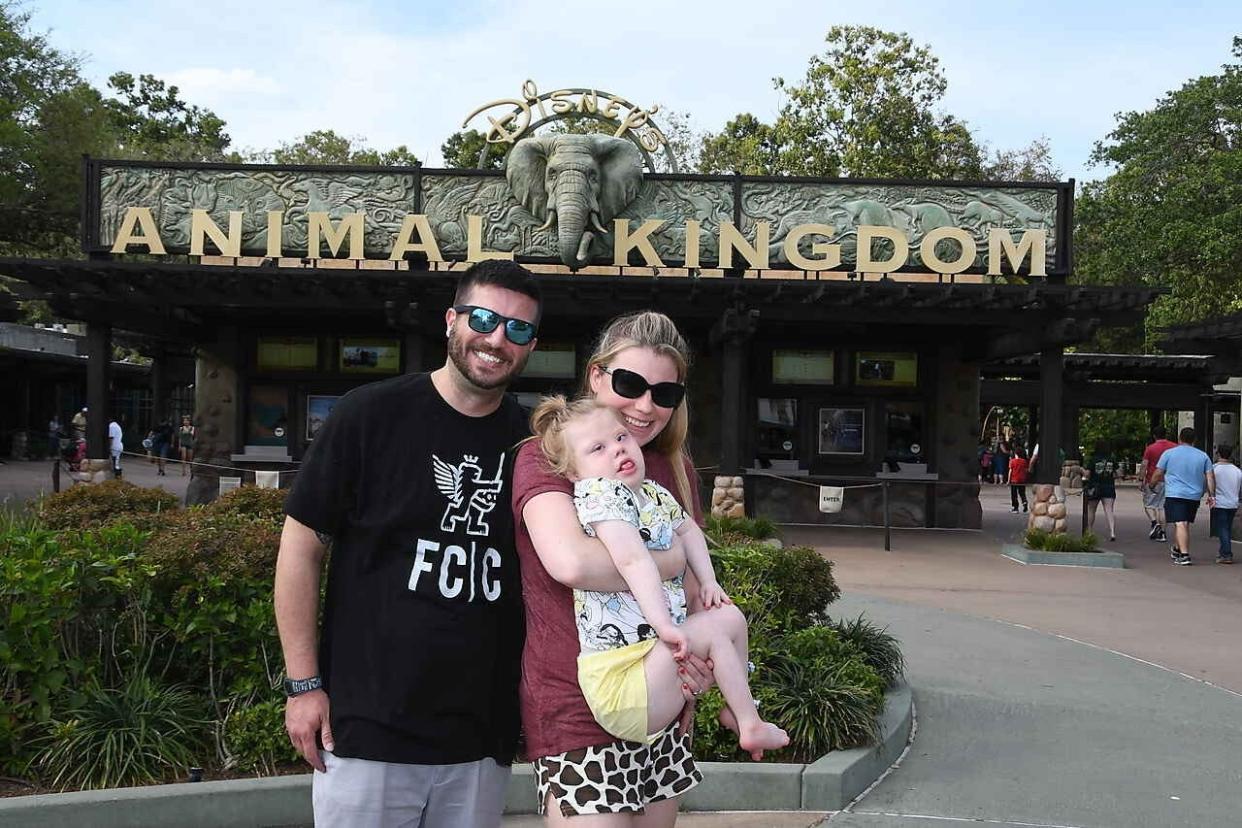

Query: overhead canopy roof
<box><xmin>0</xmin><ymin>258</ymin><xmax>1164</xmax><ymax>348</ymax></box>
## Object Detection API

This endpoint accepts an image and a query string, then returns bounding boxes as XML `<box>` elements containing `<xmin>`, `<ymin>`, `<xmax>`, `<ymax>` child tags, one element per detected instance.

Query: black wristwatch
<box><xmin>284</xmin><ymin>675</ymin><xmax>323</xmax><ymax>697</ymax></box>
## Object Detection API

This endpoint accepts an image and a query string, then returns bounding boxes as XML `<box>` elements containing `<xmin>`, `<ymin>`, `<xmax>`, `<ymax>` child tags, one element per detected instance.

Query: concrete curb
<box><xmin>0</xmin><ymin>685</ymin><xmax>913</xmax><ymax>826</ymax></box>
<box><xmin>1002</xmin><ymin>542</ymin><xmax>1126</xmax><ymax>568</ymax></box>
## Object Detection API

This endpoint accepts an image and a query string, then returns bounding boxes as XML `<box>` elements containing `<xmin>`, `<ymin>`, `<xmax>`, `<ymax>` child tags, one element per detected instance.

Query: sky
<box><xmin>25</xmin><ymin>0</ymin><xmax>1242</xmax><ymax>182</ymax></box>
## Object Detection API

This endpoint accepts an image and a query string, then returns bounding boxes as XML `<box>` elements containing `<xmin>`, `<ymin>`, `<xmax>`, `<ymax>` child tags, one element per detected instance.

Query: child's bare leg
<box><xmin>644</xmin><ymin>605</ymin><xmax>788</xmax><ymax>757</ymax></box>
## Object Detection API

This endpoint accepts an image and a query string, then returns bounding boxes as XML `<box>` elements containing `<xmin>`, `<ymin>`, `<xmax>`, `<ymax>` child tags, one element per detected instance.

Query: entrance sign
<box><xmin>88</xmin><ymin>151</ymin><xmax>1068</xmax><ymax>276</ymax></box>
<box><xmin>819</xmin><ymin>486</ymin><xmax>845</xmax><ymax>514</ymax></box>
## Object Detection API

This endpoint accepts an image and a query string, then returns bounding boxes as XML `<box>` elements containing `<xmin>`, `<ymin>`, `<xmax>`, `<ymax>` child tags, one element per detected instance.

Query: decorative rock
<box><xmin>1033</xmin><ymin>502</ymin><xmax>1049</xmax><ymax>516</ymax></box>
<box><xmin>1054</xmin><ymin>518</ymin><xmax>1066</xmax><ymax>532</ymax></box>
<box><xmin>726</xmin><ymin>487</ymin><xmax>744</xmax><ymax>500</ymax></box>
<box><xmin>725</xmin><ymin>503</ymin><xmax>745</xmax><ymax>518</ymax></box>
<box><xmin>1047</xmin><ymin>503</ymin><xmax>1067</xmax><ymax>519</ymax></box>
<box><xmin>1033</xmin><ymin>485</ymin><xmax>1054</xmax><ymax>501</ymax></box>
<box><xmin>715</xmin><ymin>476</ymin><xmax>732</xmax><ymax>488</ymax></box>
<box><xmin>711</xmin><ymin>489</ymin><xmax>726</xmax><ymax>506</ymax></box>
<box><xmin>1033</xmin><ymin>515</ymin><xmax>1056</xmax><ymax>531</ymax></box>
<box><xmin>1060</xmin><ymin>477</ymin><xmax>1074</xmax><ymax>490</ymax></box>
<box><xmin>731</xmin><ymin>476</ymin><xmax>744</xmax><ymax>487</ymax></box>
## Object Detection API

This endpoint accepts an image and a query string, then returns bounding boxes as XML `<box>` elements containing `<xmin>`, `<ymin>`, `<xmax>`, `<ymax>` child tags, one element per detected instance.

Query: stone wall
<box><xmin>711</xmin><ymin>475</ymin><xmax>745</xmax><ymax>518</ymax></box>
<box><xmin>185</xmin><ymin>328</ymin><xmax>238</xmax><ymax>506</ymax></box>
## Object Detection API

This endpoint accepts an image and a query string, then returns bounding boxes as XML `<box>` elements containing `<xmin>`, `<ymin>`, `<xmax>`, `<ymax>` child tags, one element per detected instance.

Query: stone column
<box><xmin>710</xmin><ymin>308</ymin><xmax>756</xmax><ymax>518</ymax></box>
<box><xmin>186</xmin><ymin>326</ymin><xmax>239</xmax><ymax>506</ymax></box>
<box><xmin>933</xmin><ymin>343</ymin><xmax>982</xmax><ymax>529</ymax></box>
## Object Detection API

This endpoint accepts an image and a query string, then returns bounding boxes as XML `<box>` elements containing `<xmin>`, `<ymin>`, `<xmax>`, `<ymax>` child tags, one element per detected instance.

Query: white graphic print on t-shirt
<box><xmin>432</xmin><ymin>452</ymin><xmax>504</xmax><ymax>536</ymax></box>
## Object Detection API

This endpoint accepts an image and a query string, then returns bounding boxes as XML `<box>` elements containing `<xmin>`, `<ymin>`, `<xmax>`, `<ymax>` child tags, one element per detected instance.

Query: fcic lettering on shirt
<box><xmin>409</xmin><ymin>538</ymin><xmax>503</xmax><ymax>602</ymax></box>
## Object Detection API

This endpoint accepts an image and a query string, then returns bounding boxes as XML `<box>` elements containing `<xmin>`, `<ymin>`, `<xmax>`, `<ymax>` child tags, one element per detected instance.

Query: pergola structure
<box><xmin>981</xmin><ymin>352</ymin><xmax>1234</xmax><ymax>457</ymax></box>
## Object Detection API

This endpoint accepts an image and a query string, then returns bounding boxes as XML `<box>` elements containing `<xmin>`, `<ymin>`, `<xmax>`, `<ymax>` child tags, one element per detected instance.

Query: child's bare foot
<box><xmin>717</xmin><ymin>706</ymin><xmax>740</xmax><ymax>735</ymax></box>
<box><xmin>739</xmin><ymin>720</ymin><xmax>789</xmax><ymax>760</ymax></box>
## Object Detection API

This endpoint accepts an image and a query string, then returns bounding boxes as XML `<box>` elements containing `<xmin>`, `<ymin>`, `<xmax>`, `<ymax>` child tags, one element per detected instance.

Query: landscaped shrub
<box><xmin>206</xmin><ymin>486</ymin><xmax>288</xmax><ymax>523</ymax></box>
<box><xmin>705</xmin><ymin>514</ymin><xmax>777</xmax><ymax>546</ymax></box>
<box><xmin>823</xmin><ymin>615</ymin><xmax>906</xmax><ymax>687</ymax></box>
<box><xmin>223</xmin><ymin>699</ymin><xmax>299</xmax><ymax>775</ymax></box>
<box><xmin>1024</xmin><ymin>528</ymin><xmax>1098</xmax><ymax>553</ymax></box>
<box><xmin>145</xmin><ymin>503</ymin><xmax>283</xmax><ymax>581</ymax></box>
<box><xmin>759</xmin><ymin>654</ymin><xmax>885</xmax><ymax>760</ymax></box>
<box><xmin>712</xmin><ymin>543</ymin><xmax>840</xmax><ymax>641</ymax></box>
<box><xmin>35</xmin><ymin>481</ymin><xmax>179</xmax><ymax>531</ymax></box>
<box><xmin>29</xmin><ymin>672</ymin><xmax>209</xmax><ymax>790</ymax></box>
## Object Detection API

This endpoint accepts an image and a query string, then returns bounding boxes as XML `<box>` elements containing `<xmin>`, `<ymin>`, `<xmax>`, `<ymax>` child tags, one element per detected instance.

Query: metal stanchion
<box><xmin>52</xmin><ymin>459</ymin><xmax>60</xmax><ymax>493</ymax></box>
<box><xmin>882</xmin><ymin>480</ymin><xmax>891</xmax><ymax>551</ymax></box>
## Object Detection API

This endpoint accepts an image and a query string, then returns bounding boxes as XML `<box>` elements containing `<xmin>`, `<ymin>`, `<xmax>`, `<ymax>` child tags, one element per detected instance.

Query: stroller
<box><xmin>61</xmin><ymin>436</ymin><xmax>87</xmax><ymax>473</ymax></box>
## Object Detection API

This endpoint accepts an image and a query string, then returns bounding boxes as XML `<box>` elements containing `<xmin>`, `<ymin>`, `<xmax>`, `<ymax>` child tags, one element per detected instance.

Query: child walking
<box><xmin>531</xmin><ymin>396</ymin><xmax>789</xmax><ymax>758</ymax></box>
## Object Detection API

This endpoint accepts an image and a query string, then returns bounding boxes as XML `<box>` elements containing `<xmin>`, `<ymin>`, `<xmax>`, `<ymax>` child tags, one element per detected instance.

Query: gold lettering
<box><xmin>389</xmin><ymin>214</ymin><xmax>444</xmax><ymax>261</ymax></box>
<box><xmin>109</xmin><ymin>207</ymin><xmax>166</xmax><ymax>255</ymax></box>
<box><xmin>601</xmin><ymin>97</ymin><xmax>622</xmax><ymax>120</ymax></box>
<box><xmin>683</xmin><ymin>220</ymin><xmax>701</xmax><ymax>269</ymax></box>
<box><xmin>612</xmin><ymin>219</ymin><xmax>666</xmax><ymax>267</ymax></box>
<box><xmin>189</xmin><ymin>209</ymin><xmax>243</xmax><ymax>257</ymax></box>
<box><xmin>308</xmin><ymin>211</ymin><xmax>365</xmax><ymax>259</ymax></box>
<box><xmin>783</xmin><ymin>224</ymin><xmax>840</xmax><ymax>270</ymax></box>
<box><xmin>614</xmin><ymin>107</ymin><xmax>652</xmax><ymax>138</ymax></box>
<box><xmin>577</xmin><ymin>90</ymin><xmax>598</xmax><ymax>114</ymax></box>
<box><xmin>719</xmin><ymin>221</ymin><xmax>770</xmax><ymax>270</ymax></box>
<box><xmin>466</xmin><ymin>215</ymin><xmax>515</xmax><ymax>262</ymax></box>
<box><xmin>549</xmin><ymin>90</ymin><xmax>574</xmax><ymax>114</ymax></box>
<box><xmin>920</xmin><ymin>227</ymin><xmax>977</xmax><ymax>274</ymax></box>
<box><xmin>857</xmin><ymin>225</ymin><xmax>908</xmax><ymax>273</ymax></box>
<box><xmin>265</xmin><ymin>210</ymin><xmax>284</xmax><ymax>258</ymax></box>
<box><xmin>987</xmin><ymin>229</ymin><xmax>1047</xmax><ymax>277</ymax></box>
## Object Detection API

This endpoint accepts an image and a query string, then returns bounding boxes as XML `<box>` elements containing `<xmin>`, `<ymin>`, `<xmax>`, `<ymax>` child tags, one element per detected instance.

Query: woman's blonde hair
<box><xmin>580</xmin><ymin>311</ymin><xmax>693</xmax><ymax>508</ymax></box>
<box><xmin>529</xmin><ymin>395</ymin><xmax>616</xmax><ymax>478</ymax></box>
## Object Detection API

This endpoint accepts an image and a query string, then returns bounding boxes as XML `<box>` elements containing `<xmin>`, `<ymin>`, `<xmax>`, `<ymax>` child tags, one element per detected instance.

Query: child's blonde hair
<box><xmin>530</xmin><ymin>395</ymin><xmax>619</xmax><ymax>478</ymax></box>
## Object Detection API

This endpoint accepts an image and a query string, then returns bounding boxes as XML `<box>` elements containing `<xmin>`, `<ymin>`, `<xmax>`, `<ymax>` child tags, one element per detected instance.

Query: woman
<box><xmin>177</xmin><ymin>415</ymin><xmax>196</xmax><ymax>476</ymax></box>
<box><xmin>1084</xmin><ymin>440</ymin><xmax>1118</xmax><ymax>542</ymax></box>
<box><xmin>513</xmin><ymin>311</ymin><xmax>714</xmax><ymax>825</ymax></box>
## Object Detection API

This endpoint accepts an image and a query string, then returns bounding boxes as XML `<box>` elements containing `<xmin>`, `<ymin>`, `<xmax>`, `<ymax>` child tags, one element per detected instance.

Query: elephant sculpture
<box><xmin>506</xmin><ymin>134</ymin><xmax>644</xmax><ymax>270</ymax></box>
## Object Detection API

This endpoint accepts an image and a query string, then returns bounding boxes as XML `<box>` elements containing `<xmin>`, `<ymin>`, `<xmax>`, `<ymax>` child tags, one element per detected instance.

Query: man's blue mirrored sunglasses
<box><xmin>453</xmin><ymin>305</ymin><xmax>538</xmax><ymax>345</ymax></box>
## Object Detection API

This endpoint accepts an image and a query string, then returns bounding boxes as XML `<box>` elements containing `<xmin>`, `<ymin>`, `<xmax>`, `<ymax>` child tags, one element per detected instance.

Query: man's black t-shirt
<box><xmin>285</xmin><ymin>372</ymin><xmax>528</xmax><ymax>765</ymax></box>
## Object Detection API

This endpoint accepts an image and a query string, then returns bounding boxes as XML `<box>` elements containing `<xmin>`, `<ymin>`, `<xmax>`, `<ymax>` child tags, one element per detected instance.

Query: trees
<box><xmin>699</xmin><ymin>26</ymin><xmax>984</xmax><ymax>178</ymax></box>
<box><xmin>1075</xmin><ymin>37</ymin><xmax>1242</xmax><ymax>337</ymax></box>
<box><xmin>255</xmin><ymin>129</ymin><xmax>419</xmax><ymax>167</ymax></box>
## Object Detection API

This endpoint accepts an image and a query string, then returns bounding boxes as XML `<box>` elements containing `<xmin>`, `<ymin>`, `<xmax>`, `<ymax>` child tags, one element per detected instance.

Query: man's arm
<box><xmin>274</xmin><ymin>515</ymin><xmax>332</xmax><ymax>771</ymax></box>
<box><xmin>1206</xmin><ymin>468</ymin><xmax>1217</xmax><ymax>506</ymax></box>
<box><xmin>1150</xmin><ymin>467</ymin><xmax>1165</xmax><ymax>485</ymax></box>
<box><xmin>523</xmin><ymin>491</ymin><xmax>685</xmax><ymax>591</ymax></box>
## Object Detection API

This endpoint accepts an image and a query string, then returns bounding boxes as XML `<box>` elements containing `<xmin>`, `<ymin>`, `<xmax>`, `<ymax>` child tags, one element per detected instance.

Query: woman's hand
<box><xmin>698</xmin><ymin>580</ymin><xmax>731</xmax><ymax>609</ymax></box>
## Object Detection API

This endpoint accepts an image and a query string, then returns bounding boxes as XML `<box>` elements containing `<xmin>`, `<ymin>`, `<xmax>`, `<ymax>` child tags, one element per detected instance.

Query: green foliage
<box><xmin>690</xmin><ymin>542</ymin><xmax>888</xmax><ymax>763</ymax></box>
<box><xmin>758</xmin><ymin>654</ymin><xmax>884</xmax><ymax>760</ymax></box>
<box><xmin>35</xmin><ymin>480</ymin><xmax>179</xmax><ymax>531</ymax></box>
<box><xmin>1024</xmin><ymin>528</ymin><xmax>1099</xmax><ymax>553</ymax></box>
<box><xmin>1076</xmin><ymin>408</ymin><xmax>1173</xmax><ymax>469</ymax></box>
<box><xmin>105</xmin><ymin>72</ymin><xmax>230</xmax><ymax>161</ymax></box>
<box><xmin>711</xmin><ymin>544</ymin><xmax>840</xmax><ymax>644</ymax></box>
<box><xmin>704</xmin><ymin>514</ymin><xmax>777</xmax><ymax>545</ymax></box>
<box><xmin>30</xmin><ymin>673</ymin><xmax>208</xmax><ymax>790</ymax></box>
<box><xmin>208</xmin><ymin>486</ymin><xmax>289</xmax><ymax>523</ymax></box>
<box><xmin>223</xmin><ymin>699</ymin><xmax>298</xmax><ymax>775</ymax></box>
<box><xmin>254</xmin><ymin>129</ymin><xmax>419</xmax><ymax>167</ymax></box>
<box><xmin>441</xmin><ymin>128</ymin><xmax>505</xmax><ymax>170</ymax></box>
<box><xmin>1076</xmin><ymin>37</ymin><xmax>1242</xmax><ymax>340</ymax></box>
<box><xmin>823</xmin><ymin>615</ymin><xmax>906</xmax><ymax>687</ymax></box>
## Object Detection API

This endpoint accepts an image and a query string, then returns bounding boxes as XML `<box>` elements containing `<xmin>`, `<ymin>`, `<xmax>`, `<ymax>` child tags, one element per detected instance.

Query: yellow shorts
<box><xmin>578</xmin><ymin>639</ymin><xmax>658</xmax><ymax>744</ymax></box>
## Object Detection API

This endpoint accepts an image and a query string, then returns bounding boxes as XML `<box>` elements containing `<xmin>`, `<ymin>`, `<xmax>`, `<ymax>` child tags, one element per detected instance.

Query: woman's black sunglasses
<box><xmin>601</xmin><ymin>366</ymin><xmax>686</xmax><ymax>409</ymax></box>
<box><xmin>453</xmin><ymin>305</ymin><xmax>538</xmax><ymax>345</ymax></box>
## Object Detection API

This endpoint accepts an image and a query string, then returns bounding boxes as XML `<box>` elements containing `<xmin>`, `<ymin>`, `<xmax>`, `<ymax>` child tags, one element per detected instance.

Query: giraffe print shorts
<box><xmin>533</xmin><ymin>721</ymin><xmax>702</xmax><ymax>816</ymax></box>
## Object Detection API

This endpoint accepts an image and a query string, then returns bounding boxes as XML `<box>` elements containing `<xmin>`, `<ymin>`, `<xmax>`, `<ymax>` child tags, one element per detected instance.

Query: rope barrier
<box><xmin>105</xmin><ymin>450</ymin><xmax>302</xmax><ymax>479</ymax></box>
<box><xmin>745</xmin><ymin>470</ymin><xmax>884</xmax><ymax>490</ymax></box>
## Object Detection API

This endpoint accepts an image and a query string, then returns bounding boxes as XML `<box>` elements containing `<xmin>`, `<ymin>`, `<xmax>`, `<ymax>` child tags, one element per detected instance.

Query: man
<box><xmin>71</xmin><ymin>406</ymin><xmax>87</xmax><ymax>440</ymax></box>
<box><xmin>274</xmin><ymin>260</ymin><xmax>541</xmax><ymax>826</ymax></box>
<box><xmin>1210</xmin><ymin>445</ymin><xmax>1241</xmax><ymax>564</ymax></box>
<box><xmin>1151</xmin><ymin>427</ymin><xmax>1215</xmax><ymax>566</ymax></box>
<box><xmin>108</xmin><ymin>417</ymin><xmax>123</xmax><ymax>477</ymax></box>
<box><xmin>1140</xmin><ymin>426</ymin><xmax>1177</xmax><ymax>543</ymax></box>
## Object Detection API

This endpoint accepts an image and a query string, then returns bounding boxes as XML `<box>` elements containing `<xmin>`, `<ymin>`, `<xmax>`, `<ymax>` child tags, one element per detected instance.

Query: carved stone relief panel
<box><xmin>98</xmin><ymin>167</ymin><xmax>418</xmax><ymax>256</ymax></box>
<box><xmin>740</xmin><ymin>182</ymin><xmax>1058</xmax><ymax>271</ymax></box>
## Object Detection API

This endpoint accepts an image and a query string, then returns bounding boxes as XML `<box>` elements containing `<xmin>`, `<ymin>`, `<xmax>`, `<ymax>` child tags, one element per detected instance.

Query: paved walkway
<box><xmin>3</xmin><ymin>463</ymin><xmax>1239</xmax><ymax>826</ymax></box>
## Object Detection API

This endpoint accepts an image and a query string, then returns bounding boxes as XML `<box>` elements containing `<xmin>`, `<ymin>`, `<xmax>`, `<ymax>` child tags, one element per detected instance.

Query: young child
<box><xmin>531</xmin><ymin>395</ymin><xmax>789</xmax><ymax>758</ymax></box>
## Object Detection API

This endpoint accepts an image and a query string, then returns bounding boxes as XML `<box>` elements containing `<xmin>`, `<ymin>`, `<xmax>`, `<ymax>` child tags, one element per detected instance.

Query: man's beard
<box><xmin>447</xmin><ymin>329</ymin><xmax>529</xmax><ymax>391</ymax></box>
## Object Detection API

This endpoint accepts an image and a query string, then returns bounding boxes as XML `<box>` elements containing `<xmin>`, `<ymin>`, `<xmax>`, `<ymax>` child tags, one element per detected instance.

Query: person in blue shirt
<box><xmin>1151</xmin><ymin>427</ymin><xmax>1216</xmax><ymax>566</ymax></box>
